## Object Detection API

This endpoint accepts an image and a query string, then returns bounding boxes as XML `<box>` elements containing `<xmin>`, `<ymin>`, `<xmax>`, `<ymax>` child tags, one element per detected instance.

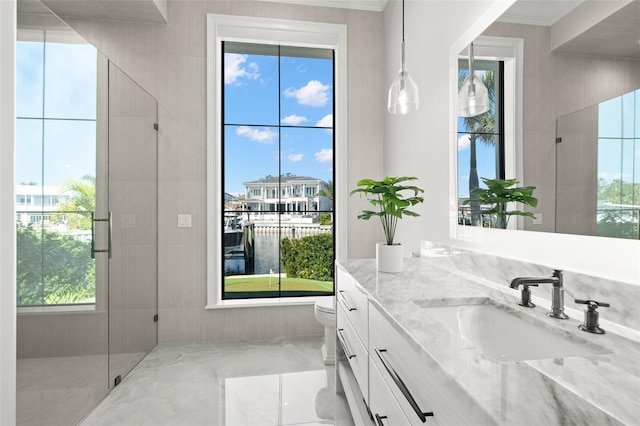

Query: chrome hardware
<box><xmin>510</xmin><ymin>269</ymin><xmax>569</xmax><ymax>319</ymax></box>
<box><xmin>575</xmin><ymin>299</ymin><xmax>609</xmax><ymax>334</ymax></box>
<box><xmin>337</xmin><ymin>328</ymin><xmax>355</xmax><ymax>359</ymax></box>
<box><xmin>338</xmin><ymin>290</ymin><xmax>356</xmax><ymax>311</ymax></box>
<box><xmin>375</xmin><ymin>348</ymin><xmax>434</xmax><ymax>422</ymax></box>
<box><xmin>91</xmin><ymin>211</ymin><xmax>112</xmax><ymax>259</ymax></box>
<box><xmin>374</xmin><ymin>414</ymin><xmax>388</xmax><ymax>426</ymax></box>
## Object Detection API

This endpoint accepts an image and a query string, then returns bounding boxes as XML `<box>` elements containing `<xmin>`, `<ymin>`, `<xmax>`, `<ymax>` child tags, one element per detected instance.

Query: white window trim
<box><xmin>452</xmin><ymin>35</ymin><xmax>524</xmax><ymax>234</ymax></box>
<box><xmin>206</xmin><ymin>14</ymin><xmax>348</xmax><ymax>309</ymax></box>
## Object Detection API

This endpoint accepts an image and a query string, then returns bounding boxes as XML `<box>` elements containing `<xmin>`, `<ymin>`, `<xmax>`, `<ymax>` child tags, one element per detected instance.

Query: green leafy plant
<box><xmin>464</xmin><ymin>177</ymin><xmax>537</xmax><ymax>229</ymax></box>
<box><xmin>350</xmin><ymin>176</ymin><xmax>424</xmax><ymax>245</ymax></box>
<box><xmin>281</xmin><ymin>233</ymin><xmax>333</xmax><ymax>282</ymax></box>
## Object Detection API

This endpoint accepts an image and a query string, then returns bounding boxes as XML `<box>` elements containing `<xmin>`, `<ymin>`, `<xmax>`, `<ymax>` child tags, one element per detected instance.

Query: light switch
<box><xmin>533</xmin><ymin>214</ymin><xmax>542</xmax><ymax>225</ymax></box>
<box><xmin>178</xmin><ymin>214</ymin><xmax>192</xmax><ymax>228</ymax></box>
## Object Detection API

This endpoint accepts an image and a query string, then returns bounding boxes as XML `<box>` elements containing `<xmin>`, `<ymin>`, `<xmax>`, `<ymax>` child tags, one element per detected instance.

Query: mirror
<box><xmin>457</xmin><ymin>0</ymin><xmax>640</xmax><ymax>239</ymax></box>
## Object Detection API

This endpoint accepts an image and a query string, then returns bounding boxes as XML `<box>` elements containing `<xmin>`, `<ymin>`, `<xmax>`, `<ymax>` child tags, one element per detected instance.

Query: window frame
<box><xmin>15</xmin><ymin>30</ymin><xmax>99</xmax><ymax>311</ymax></box>
<box><xmin>206</xmin><ymin>14</ymin><xmax>348</xmax><ymax>308</ymax></box>
<box><xmin>454</xmin><ymin>36</ymin><xmax>523</xmax><ymax>232</ymax></box>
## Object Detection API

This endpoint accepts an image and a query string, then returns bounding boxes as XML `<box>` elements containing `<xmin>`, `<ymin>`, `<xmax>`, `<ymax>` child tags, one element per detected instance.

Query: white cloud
<box><xmin>288</xmin><ymin>153</ymin><xmax>304</xmax><ymax>162</ymax></box>
<box><xmin>281</xmin><ymin>114</ymin><xmax>308</xmax><ymax>125</ymax></box>
<box><xmin>458</xmin><ymin>134</ymin><xmax>471</xmax><ymax>151</ymax></box>
<box><xmin>236</xmin><ymin>126</ymin><xmax>276</xmax><ymax>144</ymax></box>
<box><xmin>316</xmin><ymin>114</ymin><xmax>333</xmax><ymax>128</ymax></box>
<box><xmin>283</xmin><ymin>80</ymin><xmax>330</xmax><ymax>107</ymax></box>
<box><xmin>224</xmin><ymin>53</ymin><xmax>259</xmax><ymax>85</ymax></box>
<box><xmin>314</xmin><ymin>148</ymin><xmax>333</xmax><ymax>163</ymax></box>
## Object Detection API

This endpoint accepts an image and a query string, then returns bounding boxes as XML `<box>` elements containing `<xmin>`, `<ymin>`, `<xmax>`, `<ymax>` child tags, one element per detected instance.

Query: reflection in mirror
<box><xmin>457</xmin><ymin>59</ymin><xmax>505</xmax><ymax>227</ymax></box>
<box><xmin>457</xmin><ymin>0</ymin><xmax>640</xmax><ymax>239</ymax></box>
<box><xmin>556</xmin><ymin>89</ymin><xmax>640</xmax><ymax>239</ymax></box>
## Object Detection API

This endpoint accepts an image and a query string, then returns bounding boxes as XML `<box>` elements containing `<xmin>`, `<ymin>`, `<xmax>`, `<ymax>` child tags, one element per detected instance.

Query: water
<box><xmin>224</xmin><ymin>233</ymin><xmax>281</xmax><ymax>275</ymax></box>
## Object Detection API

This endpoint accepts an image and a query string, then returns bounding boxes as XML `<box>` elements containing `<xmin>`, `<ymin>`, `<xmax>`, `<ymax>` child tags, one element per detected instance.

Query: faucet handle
<box><xmin>575</xmin><ymin>299</ymin><xmax>610</xmax><ymax>309</ymax></box>
<box><xmin>575</xmin><ymin>299</ymin><xmax>609</xmax><ymax>334</ymax></box>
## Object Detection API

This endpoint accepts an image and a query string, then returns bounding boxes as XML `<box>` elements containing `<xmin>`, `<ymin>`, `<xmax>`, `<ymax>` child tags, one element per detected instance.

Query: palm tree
<box><xmin>458</xmin><ymin>70</ymin><xmax>496</xmax><ymax>226</ymax></box>
<box><xmin>317</xmin><ymin>180</ymin><xmax>334</xmax><ymax>210</ymax></box>
<box><xmin>53</xmin><ymin>175</ymin><xmax>96</xmax><ymax>230</ymax></box>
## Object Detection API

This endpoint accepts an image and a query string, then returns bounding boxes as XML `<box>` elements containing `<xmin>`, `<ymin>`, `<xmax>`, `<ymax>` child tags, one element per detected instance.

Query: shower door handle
<box><xmin>92</xmin><ymin>211</ymin><xmax>112</xmax><ymax>259</ymax></box>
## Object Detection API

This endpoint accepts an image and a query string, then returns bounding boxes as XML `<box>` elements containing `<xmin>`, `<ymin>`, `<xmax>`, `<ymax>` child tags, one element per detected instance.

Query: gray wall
<box><xmin>482</xmin><ymin>21</ymin><xmax>640</xmax><ymax>233</ymax></box>
<box><xmin>556</xmin><ymin>105</ymin><xmax>599</xmax><ymax>236</ymax></box>
<box><xmin>55</xmin><ymin>0</ymin><xmax>384</xmax><ymax>345</ymax></box>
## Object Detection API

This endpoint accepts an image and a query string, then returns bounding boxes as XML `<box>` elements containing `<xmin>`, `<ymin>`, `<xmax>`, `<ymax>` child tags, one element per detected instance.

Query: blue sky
<box><xmin>16</xmin><ymin>39</ymin><xmax>97</xmax><ymax>186</ymax></box>
<box><xmin>223</xmin><ymin>50</ymin><xmax>334</xmax><ymax>195</ymax></box>
<box><xmin>597</xmin><ymin>90</ymin><xmax>640</xmax><ymax>186</ymax></box>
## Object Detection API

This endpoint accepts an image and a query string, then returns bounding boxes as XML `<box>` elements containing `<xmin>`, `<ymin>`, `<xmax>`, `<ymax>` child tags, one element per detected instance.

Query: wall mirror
<box><xmin>456</xmin><ymin>0</ymin><xmax>640</xmax><ymax>240</ymax></box>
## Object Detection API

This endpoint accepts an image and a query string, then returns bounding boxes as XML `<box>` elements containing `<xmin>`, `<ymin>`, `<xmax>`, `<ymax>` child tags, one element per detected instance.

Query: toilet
<box><xmin>314</xmin><ymin>297</ymin><xmax>336</xmax><ymax>365</ymax></box>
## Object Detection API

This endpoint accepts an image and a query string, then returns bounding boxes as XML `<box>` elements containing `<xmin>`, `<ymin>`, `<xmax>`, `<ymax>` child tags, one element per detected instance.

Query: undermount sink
<box><xmin>414</xmin><ymin>299</ymin><xmax>612</xmax><ymax>362</ymax></box>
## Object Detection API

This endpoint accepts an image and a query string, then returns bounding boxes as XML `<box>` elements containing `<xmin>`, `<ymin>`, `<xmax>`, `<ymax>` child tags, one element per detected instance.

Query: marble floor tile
<box><xmin>80</xmin><ymin>336</ymin><xmax>354</xmax><ymax>426</ymax></box>
<box><xmin>17</xmin><ymin>352</ymin><xmax>146</xmax><ymax>426</ymax></box>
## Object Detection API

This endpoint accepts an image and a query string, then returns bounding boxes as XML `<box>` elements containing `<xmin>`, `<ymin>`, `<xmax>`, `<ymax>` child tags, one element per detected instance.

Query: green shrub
<box><xmin>319</xmin><ymin>213</ymin><xmax>332</xmax><ymax>225</ymax></box>
<box><xmin>281</xmin><ymin>233</ymin><xmax>333</xmax><ymax>282</ymax></box>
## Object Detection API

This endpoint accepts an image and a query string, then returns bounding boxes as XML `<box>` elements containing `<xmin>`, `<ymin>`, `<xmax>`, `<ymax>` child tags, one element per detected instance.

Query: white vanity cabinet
<box><xmin>336</xmin><ymin>265</ymin><xmax>370</xmax><ymax>407</ymax></box>
<box><xmin>369</xmin><ymin>359</ymin><xmax>411</xmax><ymax>426</ymax></box>
<box><xmin>337</xmin><ymin>264</ymin><xmax>495</xmax><ymax>426</ymax></box>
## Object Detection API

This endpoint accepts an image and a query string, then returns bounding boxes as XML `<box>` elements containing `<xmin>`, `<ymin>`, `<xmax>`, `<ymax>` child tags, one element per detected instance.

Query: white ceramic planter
<box><xmin>376</xmin><ymin>243</ymin><xmax>403</xmax><ymax>273</ymax></box>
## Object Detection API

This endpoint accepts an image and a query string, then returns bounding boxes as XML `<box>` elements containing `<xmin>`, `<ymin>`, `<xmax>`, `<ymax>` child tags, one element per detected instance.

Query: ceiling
<box><xmin>256</xmin><ymin>0</ymin><xmax>387</xmax><ymax>11</ymax></box>
<box><xmin>17</xmin><ymin>0</ymin><xmax>640</xmax><ymax>60</ymax></box>
<box><xmin>552</xmin><ymin>1</ymin><xmax>640</xmax><ymax>59</ymax></box>
<box><xmin>17</xmin><ymin>0</ymin><xmax>167</xmax><ymax>24</ymax></box>
<box><xmin>497</xmin><ymin>0</ymin><xmax>584</xmax><ymax>26</ymax></box>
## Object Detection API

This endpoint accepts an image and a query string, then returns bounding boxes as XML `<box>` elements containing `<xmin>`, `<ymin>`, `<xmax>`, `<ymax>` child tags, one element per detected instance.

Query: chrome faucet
<box><xmin>509</xmin><ymin>270</ymin><xmax>569</xmax><ymax>319</ymax></box>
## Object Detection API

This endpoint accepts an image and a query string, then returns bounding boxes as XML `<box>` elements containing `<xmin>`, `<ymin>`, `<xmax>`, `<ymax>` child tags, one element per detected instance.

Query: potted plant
<box><xmin>463</xmin><ymin>177</ymin><xmax>537</xmax><ymax>229</ymax></box>
<box><xmin>350</xmin><ymin>176</ymin><xmax>424</xmax><ymax>272</ymax></box>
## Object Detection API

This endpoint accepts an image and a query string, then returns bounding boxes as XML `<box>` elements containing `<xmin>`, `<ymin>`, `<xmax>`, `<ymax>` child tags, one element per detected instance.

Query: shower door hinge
<box><xmin>114</xmin><ymin>375</ymin><xmax>122</xmax><ymax>387</ymax></box>
<box><xmin>154</xmin><ymin>314</ymin><xmax>159</xmax><ymax>322</ymax></box>
<box><xmin>154</xmin><ymin>123</ymin><xmax>159</xmax><ymax>131</ymax></box>
<box><xmin>556</xmin><ymin>137</ymin><xmax>562</xmax><ymax>143</ymax></box>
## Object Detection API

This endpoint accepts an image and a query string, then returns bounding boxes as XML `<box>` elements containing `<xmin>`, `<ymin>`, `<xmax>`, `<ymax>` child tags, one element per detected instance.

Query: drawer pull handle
<box><xmin>338</xmin><ymin>290</ymin><xmax>357</xmax><ymax>311</ymax></box>
<box><xmin>337</xmin><ymin>328</ymin><xmax>356</xmax><ymax>359</ymax></box>
<box><xmin>375</xmin><ymin>348</ymin><xmax>434</xmax><ymax>422</ymax></box>
<box><xmin>374</xmin><ymin>414</ymin><xmax>388</xmax><ymax>426</ymax></box>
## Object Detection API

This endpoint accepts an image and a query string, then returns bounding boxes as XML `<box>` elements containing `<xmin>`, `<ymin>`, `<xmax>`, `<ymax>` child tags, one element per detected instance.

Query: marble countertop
<box><xmin>338</xmin><ymin>258</ymin><xmax>640</xmax><ymax>426</ymax></box>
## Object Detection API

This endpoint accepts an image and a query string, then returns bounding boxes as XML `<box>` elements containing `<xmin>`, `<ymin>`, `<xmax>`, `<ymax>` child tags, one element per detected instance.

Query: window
<box><xmin>222</xmin><ymin>42</ymin><xmax>334</xmax><ymax>300</ymax></box>
<box><xmin>207</xmin><ymin>15</ymin><xmax>347</xmax><ymax>307</ymax></box>
<box><xmin>16</xmin><ymin>31</ymin><xmax>97</xmax><ymax>307</ymax></box>
<box><xmin>457</xmin><ymin>59</ymin><xmax>505</xmax><ymax>227</ymax></box>
<box><xmin>596</xmin><ymin>89</ymin><xmax>640</xmax><ymax>239</ymax></box>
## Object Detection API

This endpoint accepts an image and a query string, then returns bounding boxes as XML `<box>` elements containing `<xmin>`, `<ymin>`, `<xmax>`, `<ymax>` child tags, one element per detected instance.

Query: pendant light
<box><xmin>458</xmin><ymin>42</ymin><xmax>490</xmax><ymax>117</ymax></box>
<box><xmin>388</xmin><ymin>0</ymin><xmax>419</xmax><ymax>115</ymax></box>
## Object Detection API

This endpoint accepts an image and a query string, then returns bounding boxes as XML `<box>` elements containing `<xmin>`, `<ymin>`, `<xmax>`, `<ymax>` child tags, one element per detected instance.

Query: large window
<box><xmin>222</xmin><ymin>42</ymin><xmax>335</xmax><ymax>300</ymax></box>
<box><xmin>16</xmin><ymin>31</ymin><xmax>97</xmax><ymax>307</ymax></box>
<box><xmin>207</xmin><ymin>15</ymin><xmax>347</xmax><ymax>306</ymax></box>
<box><xmin>457</xmin><ymin>59</ymin><xmax>505</xmax><ymax>227</ymax></box>
<box><xmin>597</xmin><ymin>89</ymin><xmax>640</xmax><ymax>239</ymax></box>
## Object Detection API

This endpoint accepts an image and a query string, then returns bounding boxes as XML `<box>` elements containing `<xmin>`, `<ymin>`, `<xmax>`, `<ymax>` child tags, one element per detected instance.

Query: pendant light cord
<box><xmin>401</xmin><ymin>0</ymin><xmax>406</xmax><ymax>71</ymax></box>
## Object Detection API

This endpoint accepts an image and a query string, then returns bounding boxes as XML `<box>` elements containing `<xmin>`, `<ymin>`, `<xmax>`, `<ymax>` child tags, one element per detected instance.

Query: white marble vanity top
<box><xmin>338</xmin><ymin>257</ymin><xmax>640</xmax><ymax>425</ymax></box>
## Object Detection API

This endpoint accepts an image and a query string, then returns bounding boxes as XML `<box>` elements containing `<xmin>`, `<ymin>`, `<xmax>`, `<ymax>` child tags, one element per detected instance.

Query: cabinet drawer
<box><xmin>336</xmin><ymin>265</ymin><xmax>369</xmax><ymax>348</ymax></box>
<box><xmin>370</xmin><ymin>304</ymin><xmax>492</xmax><ymax>426</ymax></box>
<box><xmin>337</xmin><ymin>302</ymin><xmax>369</xmax><ymax>404</ymax></box>
<box><xmin>369</xmin><ymin>356</ymin><xmax>412</xmax><ymax>426</ymax></box>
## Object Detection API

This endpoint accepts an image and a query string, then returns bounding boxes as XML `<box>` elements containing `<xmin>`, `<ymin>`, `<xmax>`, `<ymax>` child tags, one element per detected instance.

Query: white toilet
<box><xmin>314</xmin><ymin>297</ymin><xmax>336</xmax><ymax>365</ymax></box>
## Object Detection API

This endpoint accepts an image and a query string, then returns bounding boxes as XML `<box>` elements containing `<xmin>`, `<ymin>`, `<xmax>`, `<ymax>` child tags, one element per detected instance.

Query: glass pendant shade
<box><xmin>388</xmin><ymin>67</ymin><xmax>419</xmax><ymax>115</ymax></box>
<box><xmin>388</xmin><ymin>0</ymin><xmax>419</xmax><ymax>115</ymax></box>
<box><xmin>458</xmin><ymin>42</ymin><xmax>490</xmax><ymax>117</ymax></box>
<box><xmin>458</xmin><ymin>74</ymin><xmax>490</xmax><ymax>117</ymax></box>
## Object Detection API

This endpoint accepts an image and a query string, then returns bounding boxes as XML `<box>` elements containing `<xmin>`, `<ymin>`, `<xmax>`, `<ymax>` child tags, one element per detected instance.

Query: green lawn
<box><xmin>224</xmin><ymin>275</ymin><xmax>333</xmax><ymax>292</ymax></box>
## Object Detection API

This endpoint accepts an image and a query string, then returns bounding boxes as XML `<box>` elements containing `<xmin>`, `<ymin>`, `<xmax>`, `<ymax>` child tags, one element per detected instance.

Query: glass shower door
<box><xmin>106</xmin><ymin>62</ymin><xmax>158</xmax><ymax>386</ymax></box>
